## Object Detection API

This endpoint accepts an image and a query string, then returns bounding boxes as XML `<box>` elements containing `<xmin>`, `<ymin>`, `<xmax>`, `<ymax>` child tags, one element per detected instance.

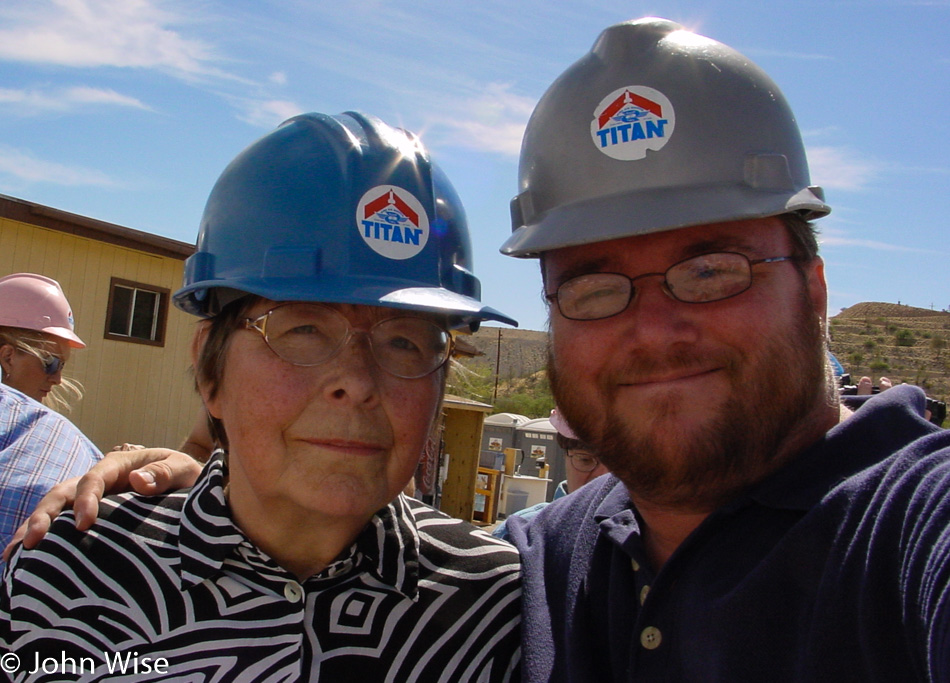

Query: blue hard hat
<box><xmin>174</xmin><ymin>111</ymin><xmax>516</xmax><ymax>330</ymax></box>
<box><xmin>828</xmin><ymin>352</ymin><xmax>845</xmax><ymax>377</ymax></box>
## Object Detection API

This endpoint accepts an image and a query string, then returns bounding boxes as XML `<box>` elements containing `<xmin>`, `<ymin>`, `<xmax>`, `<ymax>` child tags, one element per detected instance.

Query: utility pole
<box><xmin>492</xmin><ymin>327</ymin><xmax>502</xmax><ymax>404</ymax></box>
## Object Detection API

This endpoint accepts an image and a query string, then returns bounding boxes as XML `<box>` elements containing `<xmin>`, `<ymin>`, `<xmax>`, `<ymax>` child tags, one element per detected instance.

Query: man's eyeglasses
<box><xmin>566</xmin><ymin>450</ymin><xmax>600</xmax><ymax>473</ymax></box>
<box><xmin>546</xmin><ymin>252</ymin><xmax>797</xmax><ymax>321</ymax></box>
<box><xmin>245</xmin><ymin>303</ymin><xmax>453</xmax><ymax>379</ymax></box>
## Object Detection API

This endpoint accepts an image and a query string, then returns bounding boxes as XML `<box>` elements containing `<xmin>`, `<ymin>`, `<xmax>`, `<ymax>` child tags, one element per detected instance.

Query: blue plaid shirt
<box><xmin>0</xmin><ymin>385</ymin><xmax>101</xmax><ymax>553</ymax></box>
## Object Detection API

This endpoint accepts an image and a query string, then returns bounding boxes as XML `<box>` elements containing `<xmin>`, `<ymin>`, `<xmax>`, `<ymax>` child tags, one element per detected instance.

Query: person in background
<box><xmin>492</xmin><ymin>408</ymin><xmax>609</xmax><ymax>540</ymax></box>
<box><xmin>0</xmin><ymin>273</ymin><xmax>100</xmax><ymax>552</ymax></box>
<box><xmin>1</xmin><ymin>111</ymin><xmax>520</xmax><ymax>681</ymax></box>
<box><xmin>856</xmin><ymin>375</ymin><xmax>892</xmax><ymax>395</ymax></box>
<box><xmin>841</xmin><ymin>375</ymin><xmax>943</xmax><ymax>424</ymax></box>
<box><xmin>0</xmin><ymin>274</ymin><xmax>84</xmax><ymax>411</ymax></box>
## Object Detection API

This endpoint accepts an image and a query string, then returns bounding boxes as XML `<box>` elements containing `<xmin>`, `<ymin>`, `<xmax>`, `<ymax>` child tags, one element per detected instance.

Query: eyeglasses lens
<box><xmin>41</xmin><ymin>354</ymin><xmax>64</xmax><ymax>375</ymax></box>
<box><xmin>666</xmin><ymin>253</ymin><xmax>751</xmax><ymax>303</ymax></box>
<box><xmin>369</xmin><ymin>317</ymin><xmax>451</xmax><ymax>379</ymax></box>
<box><xmin>557</xmin><ymin>274</ymin><xmax>631</xmax><ymax>321</ymax></box>
<box><xmin>256</xmin><ymin>304</ymin><xmax>450</xmax><ymax>379</ymax></box>
<box><xmin>555</xmin><ymin>252</ymin><xmax>756</xmax><ymax>320</ymax></box>
<box><xmin>568</xmin><ymin>451</ymin><xmax>598</xmax><ymax>472</ymax></box>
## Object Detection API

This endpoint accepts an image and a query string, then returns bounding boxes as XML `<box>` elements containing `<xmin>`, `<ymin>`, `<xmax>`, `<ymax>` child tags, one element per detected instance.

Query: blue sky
<box><xmin>0</xmin><ymin>0</ymin><xmax>947</xmax><ymax>332</ymax></box>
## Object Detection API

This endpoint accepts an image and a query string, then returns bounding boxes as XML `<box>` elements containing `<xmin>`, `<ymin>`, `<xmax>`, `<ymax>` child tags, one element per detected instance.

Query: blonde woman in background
<box><xmin>0</xmin><ymin>273</ymin><xmax>85</xmax><ymax>412</ymax></box>
<box><xmin>0</xmin><ymin>273</ymin><xmax>100</xmax><ymax>552</ymax></box>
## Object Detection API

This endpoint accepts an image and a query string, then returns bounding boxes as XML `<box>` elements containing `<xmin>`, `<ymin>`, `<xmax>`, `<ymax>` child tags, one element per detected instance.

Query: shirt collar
<box><xmin>178</xmin><ymin>452</ymin><xmax>421</xmax><ymax>598</ymax></box>
<box><xmin>178</xmin><ymin>453</ymin><xmax>245</xmax><ymax>588</ymax></box>
<box><xmin>592</xmin><ymin>476</ymin><xmax>641</xmax><ymax>543</ymax></box>
<box><xmin>357</xmin><ymin>495</ymin><xmax>421</xmax><ymax>600</ymax></box>
<box><xmin>748</xmin><ymin>384</ymin><xmax>937</xmax><ymax>511</ymax></box>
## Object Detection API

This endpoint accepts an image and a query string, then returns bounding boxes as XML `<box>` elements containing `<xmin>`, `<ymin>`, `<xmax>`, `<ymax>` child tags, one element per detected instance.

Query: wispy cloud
<box><xmin>0</xmin><ymin>0</ymin><xmax>232</xmax><ymax>81</ymax></box>
<box><xmin>887</xmin><ymin>162</ymin><xmax>950</xmax><ymax>176</ymax></box>
<box><xmin>232</xmin><ymin>98</ymin><xmax>304</xmax><ymax>128</ymax></box>
<box><xmin>0</xmin><ymin>86</ymin><xmax>150</xmax><ymax>113</ymax></box>
<box><xmin>66</xmin><ymin>86</ymin><xmax>150</xmax><ymax>108</ymax></box>
<box><xmin>424</xmin><ymin>83</ymin><xmax>535</xmax><ymax>157</ymax></box>
<box><xmin>0</xmin><ymin>145</ymin><xmax>119</xmax><ymax>187</ymax></box>
<box><xmin>820</xmin><ymin>231</ymin><xmax>938</xmax><ymax>254</ymax></box>
<box><xmin>806</xmin><ymin>146</ymin><xmax>879</xmax><ymax>191</ymax></box>
<box><xmin>742</xmin><ymin>48</ymin><xmax>833</xmax><ymax>61</ymax></box>
<box><xmin>801</xmin><ymin>126</ymin><xmax>841</xmax><ymax>139</ymax></box>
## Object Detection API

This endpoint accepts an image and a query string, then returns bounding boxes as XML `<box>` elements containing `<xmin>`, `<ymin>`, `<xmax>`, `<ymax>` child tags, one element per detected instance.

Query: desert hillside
<box><xmin>829</xmin><ymin>302</ymin><xmax>949</xmax><ymax>402</ymax></box>
<box><xmin>455</xmin><ymin>301</ymin><xmax>950</xmax><ymax>407</ymax></box>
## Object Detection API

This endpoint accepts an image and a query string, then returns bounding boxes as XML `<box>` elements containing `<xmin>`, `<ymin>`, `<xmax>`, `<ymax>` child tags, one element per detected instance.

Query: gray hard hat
<box><xmin>501</xmin><ymin>17</ymin><xmax>830</xmax><ymax>258</ymax></box>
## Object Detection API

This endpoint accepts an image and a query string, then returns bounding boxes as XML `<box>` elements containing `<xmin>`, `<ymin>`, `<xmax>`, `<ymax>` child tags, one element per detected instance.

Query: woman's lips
<box><xmin>301</xmin><ymin>438</ymin><xmax>387</xmax><ymax>456</ymax></box>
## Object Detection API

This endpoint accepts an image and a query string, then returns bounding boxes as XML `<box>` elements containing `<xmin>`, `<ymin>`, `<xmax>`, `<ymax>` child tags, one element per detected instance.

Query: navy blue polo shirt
<box><xmin>511</xmin><ymin>385</ymin><xmax>950</xmax><ymax>681</ymax></box>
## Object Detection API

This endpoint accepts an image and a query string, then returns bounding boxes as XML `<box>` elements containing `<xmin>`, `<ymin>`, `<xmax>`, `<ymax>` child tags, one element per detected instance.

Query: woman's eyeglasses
<box><xmin>40</xmin><ymin>353</ymin><xmax>65</xmax><ymax>376</ymax></box>
<box><xmin>17</xmin><ymin>345</ymin><xmax>66</xmax><ymax>375</ymax></box>
<box><xmin>245</xmin><ymin>303</ymin><xmax>453</xmax><ymax>379</ymax></box>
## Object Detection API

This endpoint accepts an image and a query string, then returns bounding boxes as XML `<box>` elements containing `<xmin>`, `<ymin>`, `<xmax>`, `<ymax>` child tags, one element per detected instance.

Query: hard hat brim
<box><xmin>549</xmin><ymin>408</ymin><xmax>578</xmax><ymax>440</ymax></box>
<box><xmin>174</xmin><ymin>278</ymin><xmax>518</xmax><ymax>329</ymax></box>
<box><xmin>41</xmin><ymin>326</ymin><xmax>86</xmax><ymax>349</ymax></box>
<box><xmin>501</xmin><ymin>183</ymin><xmax>830</xmax><ymax>258</ymax></box>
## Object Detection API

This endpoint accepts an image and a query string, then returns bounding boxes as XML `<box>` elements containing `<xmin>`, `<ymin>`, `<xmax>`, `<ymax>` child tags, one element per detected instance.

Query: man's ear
<box><xmin>804</xmin><ymin>256</ymin><xmax>828</xmax><ymax>322</ymax></box>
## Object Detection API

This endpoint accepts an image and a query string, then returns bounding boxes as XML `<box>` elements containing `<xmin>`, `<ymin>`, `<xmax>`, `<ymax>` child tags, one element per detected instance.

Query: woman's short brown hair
<box><xmin>192</xmin><ymin>296</ymin><xmax>260</xmax><ymax>451</ymax></box>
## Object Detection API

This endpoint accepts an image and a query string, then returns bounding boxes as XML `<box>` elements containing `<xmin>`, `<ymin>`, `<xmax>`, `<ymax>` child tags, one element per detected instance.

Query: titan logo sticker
<box><xmin>590</xmin><ymin>86</ymin><xmax>675</xmax><ymax>161</ymax></box>
<box><xmin>357</xmin><ymin>185</ymin><xmax>429</xmax><ymax>260</ymax></box>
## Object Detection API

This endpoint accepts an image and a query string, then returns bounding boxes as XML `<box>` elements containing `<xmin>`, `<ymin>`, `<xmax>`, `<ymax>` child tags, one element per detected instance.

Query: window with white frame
<box><xmin>104</xmin><ymin>278</ymin><xmax>169</xmax><ymax>346</ymax></box>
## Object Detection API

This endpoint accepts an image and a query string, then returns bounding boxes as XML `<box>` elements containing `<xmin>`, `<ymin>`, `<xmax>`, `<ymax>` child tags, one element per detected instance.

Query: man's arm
<box><xmin>2</xmin><ymin>448</ymin><xmax>202</xmax><ymax>561</ymax></box>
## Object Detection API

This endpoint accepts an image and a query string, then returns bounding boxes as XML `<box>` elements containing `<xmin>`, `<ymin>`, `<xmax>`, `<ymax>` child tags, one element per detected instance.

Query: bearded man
<box><xmin>501</xmin><ymin>17</ymin><xmax>950</xmax><ymax>682</ymax></box>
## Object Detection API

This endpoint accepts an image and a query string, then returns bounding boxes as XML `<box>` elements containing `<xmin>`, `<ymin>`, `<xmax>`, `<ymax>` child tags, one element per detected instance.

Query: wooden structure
<box><xmin>0</xmin><ymin>193</ymin><xmax>201</xmax><ymax>452</ymax></box>
<box><xmin>437</xmin><ymin>394</ymin><xmax>494</xmax><ymax>521</ymax></box>
<box><xmin>473</xmin><ymin>467</ymin><xmax>502</xmax><ymax>524</ymax></box>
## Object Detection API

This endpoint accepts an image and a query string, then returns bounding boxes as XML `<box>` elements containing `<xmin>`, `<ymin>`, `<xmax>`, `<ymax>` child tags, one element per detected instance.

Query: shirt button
<box><xmin>640</xmin><ymin>585</ymin><xmax>650</xmax><ymax>605</ymax></box>
<box><xmin>640</xmin><ymin>626</ymin><xmax>662</xmax><ymax>650</ymax></box>
<box><xmin>284</xmin><ymin>582</ymin><xmax>303</xmax><ymax>602</ymax></box>
<box><xmin>631</xmin><ymin>558</ymin><xmax>640</xmax><ymax>572</ymax></box>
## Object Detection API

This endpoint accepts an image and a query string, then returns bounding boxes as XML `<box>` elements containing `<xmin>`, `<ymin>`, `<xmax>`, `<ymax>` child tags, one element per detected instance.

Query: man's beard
<box><xmin>549</xmin><ymin>293</ymin><xmax>830</xmax><ymax>511</ymax></box>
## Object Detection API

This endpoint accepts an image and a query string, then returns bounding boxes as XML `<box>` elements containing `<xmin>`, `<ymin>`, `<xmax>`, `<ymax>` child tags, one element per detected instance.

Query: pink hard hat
<box><xmin>549</xmin><ymin>408</ymin><xmax>579</xmax><ymax>440</ymax></box>
<box><xmin>0</xmin><ymin>273</ymin><xmax>85</xmax><ymax>348</ymax></box>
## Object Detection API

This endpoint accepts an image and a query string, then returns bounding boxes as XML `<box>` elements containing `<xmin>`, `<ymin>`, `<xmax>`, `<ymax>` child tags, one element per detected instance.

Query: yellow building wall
<box><xmin>0</xmin><ymin>218</ymin><xmax>202</xmax><ymax>453</ymax></box>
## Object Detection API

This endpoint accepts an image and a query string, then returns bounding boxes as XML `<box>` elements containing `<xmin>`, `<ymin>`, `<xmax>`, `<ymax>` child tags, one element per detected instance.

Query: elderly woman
<box><xmin>1</xmin><ymin>112</ymin><xmax>521</xmax><ymax>681</ymax></box>
<box><xmin>0</xmin><ymin>273</ymin><xmax>85</xmax><ymax>410</ymax></box>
